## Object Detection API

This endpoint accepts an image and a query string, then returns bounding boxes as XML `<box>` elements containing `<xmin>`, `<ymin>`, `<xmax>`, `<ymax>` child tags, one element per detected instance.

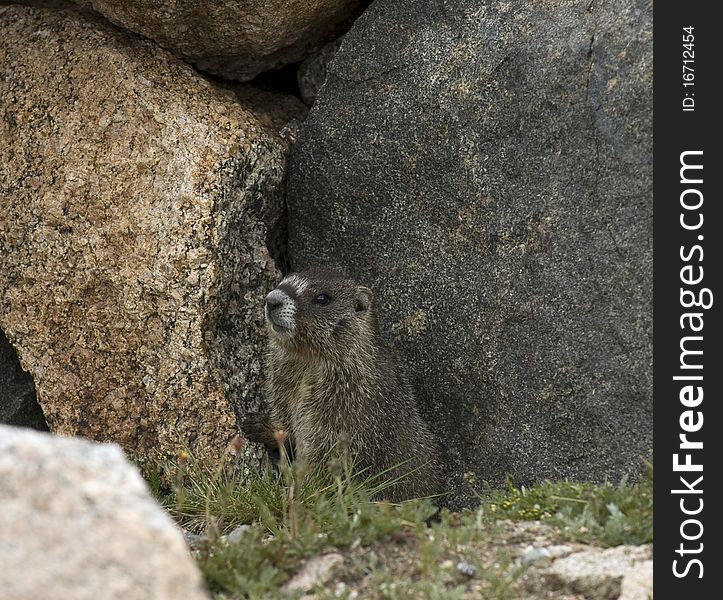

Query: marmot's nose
<box><xmin>265</xmin><ymin>289</ymin><xmax>286</xmax><ymax>311</ymax></box>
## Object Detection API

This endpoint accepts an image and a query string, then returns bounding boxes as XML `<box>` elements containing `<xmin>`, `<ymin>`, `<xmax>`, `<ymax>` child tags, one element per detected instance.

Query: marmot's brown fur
<box><xmin>243</xmin><ymin>268</ymin><xmax>442</xmax><ymax>502</ymax></box>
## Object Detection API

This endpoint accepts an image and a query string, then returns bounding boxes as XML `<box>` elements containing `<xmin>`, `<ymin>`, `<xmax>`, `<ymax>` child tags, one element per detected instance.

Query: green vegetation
<box><xmin>476</xmin><ymin>462</ymin><xmax>653</xmax><ymax>547</ymax></box>
<box><xmin>139</xmin><ymin>446</ymin><xmax>652</xmax><ymax>599</ymax></box>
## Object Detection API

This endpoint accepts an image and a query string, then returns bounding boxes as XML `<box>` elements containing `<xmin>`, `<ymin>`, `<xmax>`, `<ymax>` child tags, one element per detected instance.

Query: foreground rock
<box><xmin>0</xmin><ymin>6</ymin><xmax>289</xmax><ymax>460</ymax></box>
<box><xmin>287</xmin><ymin>0</ymin><xmax>652</xmax><ymax>500</ymax></box>
<box><xmin>69</xmin><ymin>0</ymin><xmax>365</xmax><ymax>81</ymax></box>
<box><xmin>0</xmin><ymin>425</ymin><xmax>209</xmax><ymax>600</ymax></box>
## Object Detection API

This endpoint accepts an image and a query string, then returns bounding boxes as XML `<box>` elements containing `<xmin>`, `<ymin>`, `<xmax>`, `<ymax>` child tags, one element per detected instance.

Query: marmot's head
<box><xmin>264</xmin><ymin>269</ymin><xmax>375</xmax><ymax>356</ymax></box>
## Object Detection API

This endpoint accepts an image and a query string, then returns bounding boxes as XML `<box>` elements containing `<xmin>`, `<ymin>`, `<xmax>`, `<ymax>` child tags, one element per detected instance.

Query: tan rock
<box><xmin>0</xmin><ymin>6</ymin><xmax>289</xmax><ymax>461</ymax></box>
<box><xmin>0</xmin><ymin>425</ymin><xmax>209</xmax><ymax>600</ymax></box>
<box><xmin>619</xmin><ymin>559</ymin><xmax>653</xmax><ymax>600</ymax></box>
<box><xmin>230</xmin><ymin>84</ymin><xmax>309</xmax><ymax>135</ymax></box>
<box><xmin>69</xmin><ymin>0</ymin><xmax>365</xmax><ymax>81</ymax></box>
<box><xmin>282</xmin><ymin>553</ymin><xmax>345</xmax><ymax>595</ymax></box>
<box><xmin>547</xmin><ymin>545</ymin><xmax>653</xmax><ymax>600</ymax></box>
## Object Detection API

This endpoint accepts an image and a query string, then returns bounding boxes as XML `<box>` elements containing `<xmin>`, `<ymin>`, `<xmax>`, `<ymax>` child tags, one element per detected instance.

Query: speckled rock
<box><xmin>68</xmin><ymin>0</ymin><xmax>365</xmax><ymax>81</ymax></box>
<box><xmin>520</xmin><ymin>544</ymin><xmax>573</xmax><ymax>566</ymax></box>
<box><xmin>0</xmin><ymin>6</ymin><xmax>289</xmax><ymax>460</ymax></box>
<box><xmin>230</xmin><ymin>85</ymin><xmax>309</xmax><ymax>135</ymax></box>
<box><xmin>0</xmin><ymin>425</ymin><xmax>209</xmax><ymax>600</ymax></box>
<box><xmin>618</xmin><ymin>559</ymin><xmax>653</xmax><ymax>600</ymax></box>
<box><xmin>0</xmin><ymin>329</ymin><xmax>46</xmax><ymax>431</ymax></box>
<box><xmin>297</xmin><ymin>37</ymin><xmax>344</xmax><ymax>105</ymax></box>
<box><xmin>282</xmin><ymin>553</ymin><xmax>345</xmax><ymax>595</ymax></box>
<box><xmin>287</xmin><ymin>0</ymin><xmax>652</xmax><ymax>502</ymax></box>
<box><xmin>547</xmin><ymin>545</ymin><xmax>652</xmax><ymax>600</ymax></box>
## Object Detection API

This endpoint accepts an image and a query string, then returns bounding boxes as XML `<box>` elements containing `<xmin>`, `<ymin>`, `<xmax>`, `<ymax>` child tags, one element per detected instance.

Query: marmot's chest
<box><xmin>288</xmin><ymin>368</ymin><xmax>318</xmax><ymax>409</ymax></box>
<box><xmin>287</xmin><ymin>367</ymin><xmax>356</xmax><ymax>462</ymax></box>
<box><xmin>288</xmin><ymin>368</ymin><xmax>322</xmax><ymax>461</ymax></box>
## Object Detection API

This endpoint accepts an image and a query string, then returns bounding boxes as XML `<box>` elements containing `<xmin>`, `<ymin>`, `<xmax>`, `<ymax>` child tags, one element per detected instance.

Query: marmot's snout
<box><xmin>265</xmin><ymin>288</ymin><xmax>296</xmax><ymax>336</ymax></box>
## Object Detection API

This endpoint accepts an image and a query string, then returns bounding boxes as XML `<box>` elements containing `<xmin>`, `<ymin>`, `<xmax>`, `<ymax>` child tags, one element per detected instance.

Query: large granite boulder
<box><xmin>0</xmin><ymin>6</ymin><xmax>290</xmax><ymax>461</ymax></box>
<box><xmin>68</xmin><ymin>0</ymin><xmax>366</xmax><ymax>81</ymax></box>
<box><xmin>0</xmin><ymin>425</ymin><xmax>209</xmax><ymax>600</ymax></box>
<box><xmin>287</xmin><ymin>0</ymin><xmax>652</xmax><ymax>500</ymax></box>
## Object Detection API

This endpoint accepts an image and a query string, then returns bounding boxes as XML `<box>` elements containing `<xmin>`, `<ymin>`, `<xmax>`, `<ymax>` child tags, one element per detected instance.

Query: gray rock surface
<box><xmin>68</xmin><ymin>0</ymin><xmax>365</xmax><ymax>81</ymax></box>
<box><xmin>287</xmin><ymin>0</ymin><xmax>652</xmax><ymax>500</ymax></box>
<box><xmin>297</xmin><ymin>37</ymin><xmax>344</xmax><ymax>105</ymax></box>
<box><xmin>0</xmin><ymin>425</ymin><xmax>209</xmax><ymax>600</ymax></box>
<box><xmin>0</xmin><ymin>6</ymin><xmax>290</xmax><ymax>461</ymax></box>
<box><xmin>0</xmin><ymin>329</ymin><xmax>47</xmax><ymax>430</ymax></box>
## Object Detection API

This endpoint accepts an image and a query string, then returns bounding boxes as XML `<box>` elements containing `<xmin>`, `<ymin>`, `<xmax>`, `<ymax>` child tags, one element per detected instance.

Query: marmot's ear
<box><xmin>355</xmin><ymin>286</ymin><xmax>373</xmax><ymax>313</ymax></box>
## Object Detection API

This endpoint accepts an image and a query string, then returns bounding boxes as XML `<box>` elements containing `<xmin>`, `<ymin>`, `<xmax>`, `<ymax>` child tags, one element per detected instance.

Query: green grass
<box><xmin>138</xmin><ymin>444</ymin><xmax>438</xmax><ymax>597</ymax></box>
<box><xmin>139</xmin><ymin>447</ymin><xmax>652</xmax><ymax>599</ymax></box>
<box><xmin>138</xmin><ymin>448</ymin><xmax>287</xmax><ymax>535</ymax></box>
<box><xmin>476</xmin><ymin>462</ymin><xmax>653</xmax><ymax>547</ymax></box>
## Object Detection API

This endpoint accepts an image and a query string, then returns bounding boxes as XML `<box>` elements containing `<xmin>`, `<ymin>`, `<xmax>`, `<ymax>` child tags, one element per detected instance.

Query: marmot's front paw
<box><xmin>240</xmin><ymin>411</ymin><xmax>276</xmax><ymax>447</ymax></box>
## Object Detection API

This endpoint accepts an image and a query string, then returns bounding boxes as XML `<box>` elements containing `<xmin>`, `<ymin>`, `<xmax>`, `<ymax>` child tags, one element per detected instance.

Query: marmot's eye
<box><xmin>313</xmin><ymin>293</ymin><xmax>331</xmax><ymax>306</ymax></box>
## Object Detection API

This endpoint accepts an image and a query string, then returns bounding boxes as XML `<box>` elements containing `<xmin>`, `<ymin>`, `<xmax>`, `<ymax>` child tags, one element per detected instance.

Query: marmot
<box><xmin>242</xmin><ymin>268</ymin><xmax>442</xmax><ymax>502</ymax></box>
